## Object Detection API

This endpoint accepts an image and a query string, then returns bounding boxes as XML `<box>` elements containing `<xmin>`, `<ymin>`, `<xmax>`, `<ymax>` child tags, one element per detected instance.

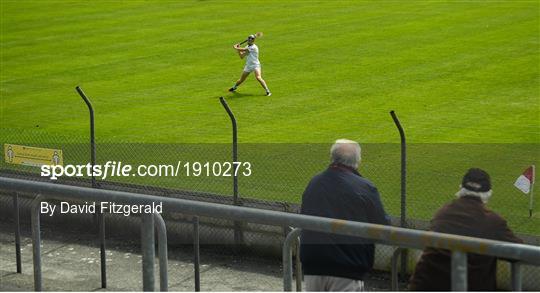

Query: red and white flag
<box><xmin>514</xmin><ymin>166</ymin><xmax>534</xmax><ymax>194</ymax></box>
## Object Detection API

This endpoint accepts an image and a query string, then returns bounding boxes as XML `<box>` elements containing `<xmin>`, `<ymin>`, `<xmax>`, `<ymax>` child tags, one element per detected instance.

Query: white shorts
<box><xmin>304</xmin><ymin>275</ymin><xmax>365</xmax><ymax>291</ymax></box>
<box><xmin>243</xmin><ymin>64</ymin><xmax>261</xmax><ymax>73</ymax></box>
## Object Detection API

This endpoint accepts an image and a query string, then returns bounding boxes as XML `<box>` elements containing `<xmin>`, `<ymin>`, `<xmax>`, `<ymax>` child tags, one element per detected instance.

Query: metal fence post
<box><xmin>75</xmin><ymin>86</ymin><xmax>106</xmax><ymax>289</ymax></box>
<box><xmin>141</xmin><ymin>212</ymin><xmax>155</xmax><ymax>291</ymax></box>
<box><xmin>283</xmin><ymin>228</ymin><xmax>301</xmax><ymax>291</ymax></box>
<box><xmin>31</xmin><ymin>195</ymin><xmax>43</xmax><ymax>291</ymax></box>
<box><xmin>154</xmin><ymin>213</ymin><xmax>168</xmax><ymax>292</ymax></box>
<box><xmin>451</xmin><ymin>251</ymin><xmax>467</xmax><ymax>291</ymax></box>
<box><xmin>75</xmin><ymin>86</ymin><xmax>96</xmax><ymax>187</ymax></box>
<box><xmin>97</xmin><ymin>209</ymin><xmax>106</xmax><ymax>288</ymax></box>
<box><xmin>193</xmin><ymin>216</ymin><xmax>201</xmax><ymax>292</ymax></box>
<box><xmin>219</xmin><ymin>97</ymin><xmax>243</xmax><ymax>246</ymax></box>
<box><xmin>13</xmin><ymin>192</ymin><xmax>22</xmax><ymax>273</ymax></box>
<box><xmin>390</xmin><ymin>110</ymin><xmax>408</xmax><ymax>277</ymax></box>
<box><xmin>294</xmin><ymin>240</ymin><xmax>302</xmax><ymax>292</ymax></box>
<box><xmin>511</xmin><ymin>261</ymin><xmax>522</xmax><ymax>291</ymax></box>
<box><xmin>391</xmin><ymin>247</ymin><xmax>403</xmax><ymax>291</ymax></box>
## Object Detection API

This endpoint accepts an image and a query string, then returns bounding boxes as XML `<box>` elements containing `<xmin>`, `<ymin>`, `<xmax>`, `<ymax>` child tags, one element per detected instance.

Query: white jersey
<box><xmin>245</xmin><ymin>44</ymin><xmax>261</xmax><ymax>68</ymax></box>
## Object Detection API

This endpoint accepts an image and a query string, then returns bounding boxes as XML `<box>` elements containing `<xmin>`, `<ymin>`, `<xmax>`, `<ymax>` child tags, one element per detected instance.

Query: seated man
<box><xmin>300</xmin><ymin>139</ymin><xmax>390</xmax><ymax>291</ymax></box>
<box><xmin>409</xmin><ymin>168</ymin><xmax>523</xmax><ymax>291</ymax></box>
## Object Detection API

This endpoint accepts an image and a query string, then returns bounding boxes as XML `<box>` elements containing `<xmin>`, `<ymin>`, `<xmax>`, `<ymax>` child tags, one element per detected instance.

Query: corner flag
<box><xmin>514</xmin><ymin>166</ymin><xmax>534</xmax><ymax>194</ymax></box>
<box><xmin>514</xmin><ymin>165</ymin><xmax>535</xmax><ymax>217</ymax></box>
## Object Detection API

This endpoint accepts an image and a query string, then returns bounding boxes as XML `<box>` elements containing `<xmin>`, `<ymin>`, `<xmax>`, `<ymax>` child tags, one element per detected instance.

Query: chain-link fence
<box><xmin>1</xmin><ymin>126</ymin><xmax>539</xmax><ymax>289</ymax></box>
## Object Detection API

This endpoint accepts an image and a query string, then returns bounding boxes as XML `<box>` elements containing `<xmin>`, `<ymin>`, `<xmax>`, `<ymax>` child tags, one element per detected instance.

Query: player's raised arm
<box><xmin>233</xmin><ymin>44</ymin><xmax>248</xmax><ymax>59</ymax></box>
<box><xmin>233</xmin><ymin>44</ymin><xmax>248</xmax><ymax>52</ymax></box>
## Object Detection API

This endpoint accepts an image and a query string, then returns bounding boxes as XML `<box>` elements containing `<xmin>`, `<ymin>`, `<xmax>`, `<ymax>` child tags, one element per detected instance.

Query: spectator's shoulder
<box><xmin>483</xmin><ymin>206</ymin><xmax>506</xmax><ymax>223</ymax></box>
<box><xmin>306</xmin><ymin>170</ymin><xmax>329</xmax><ymax>186</ymax></box>
<box><xmin>486</xmin><ymin>210</ymin><xmax>513</xmax><ymax>231</ymax></box>
<box><xmin>354</xmin><ymin>175</ymin><xmax>378</xmax><ymax>190</ymax></box>
<box><xmin>431</xmin><ymin>201</ymin><xmax>455</xmax><ymax>222</ymax></box>
<box><xmin>484</xmin><ymin>207</ymin><xmax>523</xmax><ymax>243</ymax></box>
<box><xmin>312</xmin><ymin>169</ymin><xmax>328</xmax><ymax>180</ymax></box>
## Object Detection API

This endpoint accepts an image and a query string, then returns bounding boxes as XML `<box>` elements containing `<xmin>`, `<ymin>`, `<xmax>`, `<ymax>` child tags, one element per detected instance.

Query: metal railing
<box><xmin>29</xmin><ymin>194</ymin><xmax>171</xmax><ymax>291</ymax></box>
<box><xmin>2</xmin><ymin>176</ymin><xmax>540</xmax><ymax>291</ymax></box>
<box><xmin>390</xmin><ymin>247</ymin><xmax>406</xmax><ymax>290</ymax></box>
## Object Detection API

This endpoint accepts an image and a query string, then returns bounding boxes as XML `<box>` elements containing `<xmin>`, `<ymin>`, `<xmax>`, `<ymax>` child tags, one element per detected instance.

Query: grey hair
<box><xmin>330</xmin><ymin>139</ymin><xmax>361</xmax><ymax>169</ymax></box>
<box><xmin>455</xmin><ymin>186</ymin><xmax>492</xmax><ymax>203</ymax></box>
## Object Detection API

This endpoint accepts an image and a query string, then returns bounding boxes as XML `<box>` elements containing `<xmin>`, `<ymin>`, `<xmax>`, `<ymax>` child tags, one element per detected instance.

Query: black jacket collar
<box><xmin>329</xmin><ymin>163</ymin><xmax>361</xmax><ymax>176</ymax></box>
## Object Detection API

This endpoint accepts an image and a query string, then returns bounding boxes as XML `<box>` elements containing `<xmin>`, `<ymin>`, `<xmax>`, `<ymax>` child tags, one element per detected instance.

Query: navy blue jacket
<box><xmin>300</xmin><ymin>164</ymin><xmax>390</xmax><ymax>280</ymax></box>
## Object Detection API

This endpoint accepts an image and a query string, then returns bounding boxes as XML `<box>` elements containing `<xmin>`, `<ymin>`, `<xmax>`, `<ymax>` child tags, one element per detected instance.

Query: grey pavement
<box><xmin>0</xmin><ymin>221</ymin><xmax>399</xmax><ymax>291</ymax></box>
<box><xmin>0</xmin><ymin>221</ymin><xmax>283</xmax><ymax>291</ymax></box>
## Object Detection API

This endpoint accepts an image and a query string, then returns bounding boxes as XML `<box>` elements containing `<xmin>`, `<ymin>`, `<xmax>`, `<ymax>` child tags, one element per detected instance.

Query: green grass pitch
<box><xmin>0</xmin><ymin>1</ymin><xmax>539</xmax><ymax>234</ymax></box>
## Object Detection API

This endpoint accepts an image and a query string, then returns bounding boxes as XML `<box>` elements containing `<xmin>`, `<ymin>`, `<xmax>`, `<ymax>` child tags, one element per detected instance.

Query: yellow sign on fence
<box><xmin>4</xmin><ymin>144</ymin><xmax>63</xmax><ymax>167</ymax></box>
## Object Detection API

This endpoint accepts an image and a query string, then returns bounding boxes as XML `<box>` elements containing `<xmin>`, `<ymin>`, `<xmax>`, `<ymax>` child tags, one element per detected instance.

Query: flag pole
<box><xmin>530</xmin><ymin>165</ymin><xmax>535</xmax><ymax>218</ymax></box>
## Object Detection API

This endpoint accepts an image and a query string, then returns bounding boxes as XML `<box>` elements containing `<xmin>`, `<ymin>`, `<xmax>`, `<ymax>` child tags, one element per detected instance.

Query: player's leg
<box><xmin>229</xmin><ymin>71</ymin><xmax>250</xmax><ymax>92</ymax></box>
<box><xmin>254</xmin><ymin>68</ymin><xmax>271</xmax><ymax>96</ymax></box>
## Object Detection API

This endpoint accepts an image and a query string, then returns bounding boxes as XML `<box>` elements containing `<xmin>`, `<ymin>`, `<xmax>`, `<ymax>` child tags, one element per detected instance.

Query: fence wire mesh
<box><xmin>0</xmin><ymin>127</ymin><xmax>539</xmax><ymax>289</ymax></box>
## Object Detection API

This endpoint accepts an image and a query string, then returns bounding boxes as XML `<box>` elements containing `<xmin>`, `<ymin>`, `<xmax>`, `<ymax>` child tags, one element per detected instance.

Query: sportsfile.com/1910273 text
<box><xmin>40</xmin><ymin>161</ymin><xmax>252</xmax><ymax>180</ymax></box>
